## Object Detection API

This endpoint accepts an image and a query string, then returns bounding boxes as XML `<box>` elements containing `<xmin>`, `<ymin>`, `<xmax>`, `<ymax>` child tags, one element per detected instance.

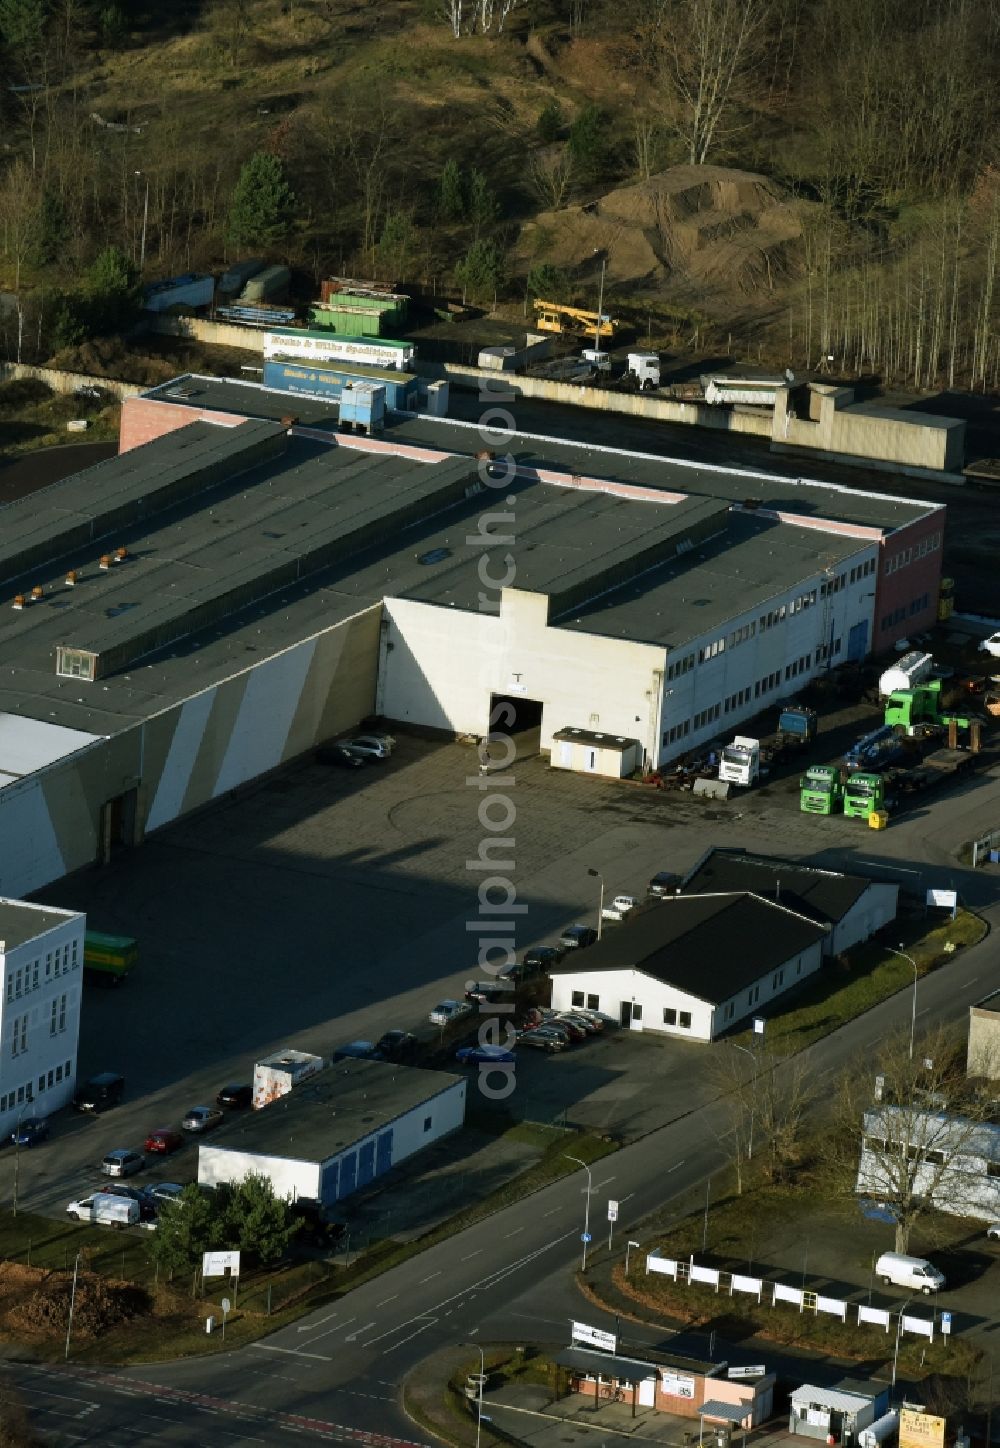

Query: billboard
<box><xmin>900</xmin><ymin>1409</ymin><xmax>946</xmax><ymax>1448</ymax></box>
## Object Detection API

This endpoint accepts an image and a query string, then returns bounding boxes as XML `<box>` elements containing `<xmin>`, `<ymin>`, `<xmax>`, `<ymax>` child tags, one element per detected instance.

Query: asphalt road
<box><xmin>12</xmin><ymin>905</ymin><xmax>996</xmax><ymax>1445</ymax></box>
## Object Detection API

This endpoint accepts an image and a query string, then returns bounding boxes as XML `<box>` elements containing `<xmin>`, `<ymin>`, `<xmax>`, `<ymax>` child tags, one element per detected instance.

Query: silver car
<box><xmin>182</xmin><ymin>1106</ymin><xmax>225</xmax><ymax>1133</ymax></box>
<box><xmin>344</xmin><ymin>737</ymin><xmax>391</xmax><ymax>760</ymax></box>
<box><xmin>101</xmin><ymin>1148</ymin><xmax>145</xmax><ymax>1178</ymax></box>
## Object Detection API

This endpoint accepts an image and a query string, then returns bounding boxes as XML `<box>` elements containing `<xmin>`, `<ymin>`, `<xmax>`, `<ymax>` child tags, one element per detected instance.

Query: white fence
<box><xmin>644</xmin><ymin>1254</ymin><xmax>942</xmax><ymax>1343</ymax></box>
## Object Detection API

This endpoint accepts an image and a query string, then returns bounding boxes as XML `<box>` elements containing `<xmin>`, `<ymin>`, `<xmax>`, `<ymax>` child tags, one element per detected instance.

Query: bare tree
<box><xmin>833</xmin><ymin>1027</ymin><xmax>997</xmax><ymax>1254</ymax></box>
<box><xmin>653</xmin><ymin>0</ymin><xmax>771</xmax><ymax>165</ymax></box>
<box><xmin>528</xmin><ymin>147</ymin><xmax>575</xmax><ymax>209</ymax></box>
<box><xmin>710</xmin><ymin>1043</ymin><xmax>814</xmax><ymax>1195</ymax></box>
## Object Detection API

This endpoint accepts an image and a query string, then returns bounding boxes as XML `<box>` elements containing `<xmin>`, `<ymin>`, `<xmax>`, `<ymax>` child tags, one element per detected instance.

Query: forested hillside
<box><xmin>0</xmin><ymin>0</ymin><xmax>997</xmax><ymax>387</ymax></box>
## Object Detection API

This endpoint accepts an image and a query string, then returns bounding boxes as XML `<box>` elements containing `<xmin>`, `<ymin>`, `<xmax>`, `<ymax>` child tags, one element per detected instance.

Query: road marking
<box><xmin>504</xmin><ymin>1227</ymin><xmax>524</xmax><ymax>1237</ymax></box>
<box><xmin>544</xmin><ymin>1207</ymin><xmax>561</xmax><ymax>1217</ymax></box>
<box><xmin>376</xmin><ymin>1294</ymin><xmax>398</xmax><ymax>1307</ymax></box>
<box><xmin>362</xmin><ymin>1313</ymin><xmax>438</xmax><ymax>1349</ymax></box>
<box><xmin>420</xmin><ymin>1271</ymin><xmax>441</xmax><ymax>1282</ymax></box>
<box><xmin>344</xmin><ymin>1321</ymin><xmax>377</xmax><ymax>1341</ymax></box>
<box><xmin>461</xmin><ymin>1249</ymin><xmax>481</xmax><ymax>1260</ymax></box>
<box><xmin>250</xmin><ymin>1343</ymin><xmax>333</xmax><ymax>1362</ymax></box>
<box><xmin>297</xmin><ymin>1309</ymin><xmax>341</xmax><ymax>1333</ymax></box>
<box><xmin>593</xmin><ymin>1177</ymin><xmax>616</xmax><ymax>1190</ymax></box>
<box><xmin>297</xmin><ymin>1314</ymin><xmax>354</xmax><ymax>1339</ymax></box>
<box><xmin>667</xmin><ymin>1160</ymin><xmax>686</xmax><ymax>1172</ymax></box>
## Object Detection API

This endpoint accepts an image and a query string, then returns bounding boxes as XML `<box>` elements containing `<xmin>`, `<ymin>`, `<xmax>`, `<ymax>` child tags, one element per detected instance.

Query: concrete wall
<box><xmin>381</xmin><ymin>589</ymin><xmax>666</xmax><ymax>764</ymax></box>
<box><xmin>198</xmin><ymin>1146</ymin><xmax>322</xmax><ymax>1200</ymax></box>
<box><xmin>0</xmin><ymin>362</ymin><xmax>143</xmax><ymax>402</ymax></box>
<box><xmin>145</xmin><ymin>314</ymin><xmax>267</xmax><ymax>353</ymax></box>
<box><xmin>774</xmin><ymin>384</ymin><xmax>965</xmax><ymax>474</ymax></box>
<box><xmin>968</xmin><ymin>1005</ymin><xmax>1000</xmax><ymax>1080</ymax></box>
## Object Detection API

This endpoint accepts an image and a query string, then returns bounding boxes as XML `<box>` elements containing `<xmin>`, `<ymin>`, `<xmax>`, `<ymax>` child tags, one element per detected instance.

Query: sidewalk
<box><xmin>484</xmin><ymin>1386</ymin><xmax>804</xmax><ymax>1448</ymax></box>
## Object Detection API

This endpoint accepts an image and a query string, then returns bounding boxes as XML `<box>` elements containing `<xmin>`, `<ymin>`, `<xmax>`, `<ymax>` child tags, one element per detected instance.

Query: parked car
<box><xmin>549</xmin><ymin>1016</ymin><xmax>587</xmax><ymax>1041</ymax></box>
<box><xmin>464</xmin><ymin>980</ymin><xmax>516</xmax><ymax>1004</ymax></box>
<box><xmin>181</xmin><ymin>1106</ymin><xmax>225</xmax><ymax>1134</ymax></box>
<box><xmin>316</xmin><ymin>744</ymin><xmax>367</xmax><ymax>769</ymax></box>
<box><xmin>216</xmin><ymin>1083</ymin><xmax>252</xmax><ymax>1110</ymax></box>
<box><xmin>429</xmin><ymin>999</ymin><xmax>474</xmax><ymax>1027</ymax></box>
<box><xmin>73</xmin><ymin>1071</ymin><xmax>125</xmax><ymax>1112</ymax></box>
<box><xmin>342</xmin><ymin>737</ymin><xmax>390</xmax><ymax>760</ymax></box>
<box><xmin>144</xmin><ymin>1128</ymin><xmax>184</xmax><ymax>1155</ymax></box>
<box><xmin>979</xmin><ymin>632</ymin><xmax>1000</xmax><ymax>657</ymax></box>
<box><xmin>144</xmin><ymin>1182</ymin><xmax>185</xmax><ymax>1207</ymax></box>
<box><xmin>875</xmin><ymin>1250</ymin><xmax>945</xmax><ymax>1293</ymax></box>
<box><xmin>66</xmin><ymin>1195</ymin><xmax>96</xmax><ymax>1222</ymax></box>
<box><xmin>501</xmin><ymin>947</ymin><xmax>561</xmax><ymax>983</ymax></box>
<box><xmin>375</xmin><ymin>1030</ymin><xmax>419</xmax><ymax>1064</ymax></box>
<box><xmin>517</xmin><ymin>1029</ymin><xmax>566</xmax><ymax>1053</ymax></box>
<box><xmin>101</xmin><ymin>1148</ymin><xmax>145</xmax><ymax>1178</ymax></box>
<box><xmin>568</xmin><ymin>1008</ymin><xmax>607</xmax><ymax>1029</ymax></box>
<box><xmin>647</xmin><ymin>871</ymin><xmax>681</xmax><ymax>897</ymax></box>
<box><xmin>455</xmin><ymin>1043</ymin><xmax>516</xmax><ymax>1066</ymax></box>
<box><xmin>11</xmin><ymin>1118</ymin><xmax>49</xmax><ymax>1148</ymax></box>
<box><xmin>987</xmin><ymin>1222</ymin><xmax>1000</xmax><ymax>1241</ymax></box>
<box><xmin>94</xmin><ymin>1195</ymin><xmax>141</xmax><ymax>1229</ymax></box>
<box><xmin>554</xmin><ymin>1012</ymin><xmax>599</xmax><ymax>1035</ymax></box>
<box><xmin>351</xmin><ymin>733</ymin><xmax>395</xmax><ymax>755</ymax></box>
<box><xmin>601</xmin><ymin>894</ymin><xmax>639</xmax><ymax>922</ymax></box>
<box><xmin>333</xmin><ymin>1040</ymin><xmax>382</xmax><ymax>1061</ymax></box>
<box><xmin>558</xmin><ymin>924</ymin><xmax>598</xmax><ymax>950</ymax></box>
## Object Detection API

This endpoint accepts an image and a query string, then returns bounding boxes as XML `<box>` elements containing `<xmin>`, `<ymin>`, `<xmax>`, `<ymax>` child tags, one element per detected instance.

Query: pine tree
<box><xmin>227</xmin><ymin>152</ymin><xmax>296</xmax><ymax>251</ymax></box>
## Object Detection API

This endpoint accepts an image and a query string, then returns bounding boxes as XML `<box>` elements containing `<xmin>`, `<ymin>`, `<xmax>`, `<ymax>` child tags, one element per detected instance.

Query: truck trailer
<box><xmin>83</xmin><ymin>931</ymin><xmax>138</xmax><ymax>986</ymax></box>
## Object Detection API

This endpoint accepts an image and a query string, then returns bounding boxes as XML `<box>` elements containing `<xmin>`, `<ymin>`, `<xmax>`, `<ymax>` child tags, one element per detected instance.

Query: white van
<box><xmin>93</xmin><ymin>1194</ymin><xmax>140</xmax><ymax>1229</ymax></box>
<box><xmin>875</xmin><ymin>1251</ymin><xmax>945</xmax><ymax>1293</ymax></box>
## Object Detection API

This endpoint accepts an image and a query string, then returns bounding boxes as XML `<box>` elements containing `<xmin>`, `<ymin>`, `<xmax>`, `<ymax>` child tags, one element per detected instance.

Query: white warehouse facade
<box><xmin>0</xmin><ymin>898</ymin><xmax>86</xmax><ymax>1133</ymax></box>
<box><xmin>198</xmin><ymin>1059</ymin><xmax>467</xmax><ymax>1205</ymax></box>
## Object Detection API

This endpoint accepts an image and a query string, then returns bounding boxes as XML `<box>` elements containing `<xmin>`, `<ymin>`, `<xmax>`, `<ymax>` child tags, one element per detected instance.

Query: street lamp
<box><xmin>135</xmin><ymin>170</ymin><xmax>149</xmax><ymax>275</ymax></box>
<box><xmin>625</xmin><ymin>1239</ymin><xmax>641</xmax><ymax>1275</ymax></box>
<box><xmin>470</xmin><ymin>1342</ymin><xmax>485</xmax><ymax>1448</ymax></box>
<box><xmin>887</xmin><ymin>946</ymin><xmax>918</xmax><ymax>1060</ymax></box>
<box><xmin>12</xmin><ymin>1102</ymin><xmax>29</xmax><ymax>1217</ymax></box>
<box><xmin>587</xmin><ymin>868</ymin><xmax>605</xmax><ymax>940</ymax></box>
<box><xmin>891</xmin><ymin>1297</ymin><xmax>912</xmax><ymax>1390</ymax></box>
<box><xmin>564</xmin><ymin>1154</ymin><xmax>593</xmax><ymax>1272</ymax></box>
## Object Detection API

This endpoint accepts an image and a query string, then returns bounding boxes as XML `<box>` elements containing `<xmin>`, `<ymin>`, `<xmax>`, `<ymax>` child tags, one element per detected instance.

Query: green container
<box><xmin>84</xmin><ymin>930</ymin><xmax>138</xmax><ymax>985</ymax></box>
<box><xmin>310</xmin><ymin>305</ymin><xmax>386</xmax><ymax>337</ymax></box>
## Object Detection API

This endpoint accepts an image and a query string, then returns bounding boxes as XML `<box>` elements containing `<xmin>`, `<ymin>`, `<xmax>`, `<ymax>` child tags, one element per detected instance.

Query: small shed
<box><xmin>790</xmin><ymin>1383</ymin><xmax>890</xmax><ymax>1445</ymax></box>
<box><xmin>551</xmin><ymin>727</ymin><xmax>641</xmax><ymax>779</ymax></box>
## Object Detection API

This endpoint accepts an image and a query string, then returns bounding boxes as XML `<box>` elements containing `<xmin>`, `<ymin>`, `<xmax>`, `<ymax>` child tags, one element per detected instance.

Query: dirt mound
<box><xmin>520</xmin><ymin>164</ymin><xmax>810</xmax><ymax>305</ymax></box>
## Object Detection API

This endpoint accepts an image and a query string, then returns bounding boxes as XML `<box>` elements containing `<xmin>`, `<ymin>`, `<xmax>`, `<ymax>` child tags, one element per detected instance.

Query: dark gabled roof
<box><xmin>681</xmin><ymin>849</ymin><xmax>874</xmax><ymax>927</ymax></box>
<box><xmin>549</xmin><ymin>893</ymin><xmax>826</xmax><ymax>1004</ymax></box>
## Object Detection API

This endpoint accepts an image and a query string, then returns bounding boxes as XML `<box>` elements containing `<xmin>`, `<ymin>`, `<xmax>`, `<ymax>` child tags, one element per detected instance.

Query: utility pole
<box><xmin>588</xmin><ymin>868</ymin><xmax>605</xmax><ymax>939</ymax></box>
<box><xmin>564</xmin><ymin>1154</ymin><xmax>593</xmax><ymax>1271</ymax></box>
<box><xmin>64</xmin><ymin>1252</ymin><xmax>81</xmax><ymax>1360</ymax></box>
<box><xmin>593</xmin><ymin>254</ymin><xmax>606</xmax><ymax>356</ymax></box>
<box><xmin>886</xmin><ymin>947</ymin><xmax>918</xmax><ymax>1060</ymax></box>
<box><xmin>136</xmin><ymin>170</ymin><xmax>150</xmax><ymax>275</ymax></box>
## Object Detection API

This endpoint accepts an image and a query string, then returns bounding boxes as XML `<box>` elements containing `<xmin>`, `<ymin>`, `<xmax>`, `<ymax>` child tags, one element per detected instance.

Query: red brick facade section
<box><xmin>873</xmin><ymin>507</ymin><xmax>946</xmax><ymax>650</ymax></box>
<box><xmin>119</xmin><ymin>396</ymin><xmax>245</xmax><ymax>454</ymax></box>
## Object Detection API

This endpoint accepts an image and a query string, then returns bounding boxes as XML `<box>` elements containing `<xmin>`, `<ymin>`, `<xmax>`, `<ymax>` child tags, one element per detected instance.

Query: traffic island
<box><xmin>403</xmin><ymin>1344</ymin><xmax>564</xmax><ymax>1448</ymax></box>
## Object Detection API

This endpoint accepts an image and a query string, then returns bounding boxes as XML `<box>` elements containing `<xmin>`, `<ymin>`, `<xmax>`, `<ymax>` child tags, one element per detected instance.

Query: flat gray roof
<box><xmin>561</xmin><ymin>510</ymin><xmax>868</xmax><ymax>648</ymax></box>
<box><xmin>0</xmin><ymin>898</ymin><xmax>79</xmax><ymax>950</ymax></box>
<box><xmin>137</xmin><ymin>376</ymin><xmax>939</xmax><ymax>534</ymax></box>
<box><xmin>204</xmin><ymin>1059</ymin><xmax>464</xmax><ymax>1163</ymax></box>
<box><xmin>144</xmin><ymin>376</ymin><xmax>340</xmax><ymax>430</ymax></box>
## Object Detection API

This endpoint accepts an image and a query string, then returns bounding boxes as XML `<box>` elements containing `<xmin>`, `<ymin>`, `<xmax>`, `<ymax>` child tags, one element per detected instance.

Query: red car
<box><xmin>144</xmin><ymin>1127</ymin><xmax>183</xmax><ymax>1155</ymax></box>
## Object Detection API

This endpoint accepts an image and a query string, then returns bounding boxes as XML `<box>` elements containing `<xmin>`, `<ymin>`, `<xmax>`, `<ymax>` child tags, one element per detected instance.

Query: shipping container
<box><xmin>309</xmin><ymin>304</ymin><xmax>387</xmax><ymax>338</ymax></box>
<box><xmin>263</xmin><ymin>327</ymin><xmax>416</xmax><ymax>372</ymax></box>
<box><xmin>143</xmin><ymin>274</ymin><xmax>215</xmax><ymax>314</ymax></box>
<box><xmin>262</xmin><ymin>358</ymin><xmax>418</xmax><ymax>411</ymax></box>
<box><xmin>241</xmin><ymin>265</ymin><xmax>291</xmax><ymax>305</ymax></box>
<box><xmin>84</xmin><ymin>931</ymin><xmax>138</xmax><ymax>987</ymax></box>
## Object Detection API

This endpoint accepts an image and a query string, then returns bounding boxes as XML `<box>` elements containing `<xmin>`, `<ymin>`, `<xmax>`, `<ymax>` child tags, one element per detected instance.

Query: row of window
<box><xmin>9</xmin><ymin>995</ymin><xmax>70</xmax><ymax>1056</ymax></box>
<box><xmin>666</xmin><ymin>653</ymin><xmax>695</xmax><ymax>681</ymax></box>
<box><xmin>817</xmin><ymin>637</ymin><xmax>843</xmax><ymax>662</ymax></box>
<box><xmin>754</xmin><ymin>670</ymin><xmax>783</xmax><ymax>699</ymax></box>
<box><xmin>848</xmin><ymin>559</ymin><xmax>878</xmax><ymax>585</ymax></box>
<box><xmin>724</xmin><ymin>687</ymin><xmax>753</xmax><ymax>713</ymax></box>
<box><xmin>693</xmin><ymin>703</ymin><xmax>722</xmax><ymax>730</ymax></box>
<box><xmin>0</xmin><ymin>1060</ymin><xmax>72</xmax><ymax>1114</ymax></box>
<box><xmin>572</xmin><ymin>992</ymin><xmax>601</xmax><ymax>1011</ymax></box>
<box><xmin>785</xmin><ymin>653</ymin><xmax>812</xmax><ymax>681</ymax></box>
<box><xmin>789</xmin><ymin>589</ymin><xmax>817</xmax><ymax>614</ymax></box>
<box><xmin>885</xmin><ymin>534</ymin><xmax>941</xmax><ymax>575</ymax></box>
<box><xmin>5</xmin><ymin>941</ymin><xmax>78</xmax><ymax>1002</ymax></box>
<box><xmin>729</xmin><ymin>622</ymin><xmax>756</xmax><ymax>648</ymax></box>
<box><xmin>699</xmin><ymin>638</ymin><xmax>725</xmax><ymax>663</ymax></box>
<box><xmin>864</xmin><ymin>1136</ymin><xmax>1000</xmax><ymax>1176</ymax></box>
<box><xmin>880</xmin><ymin>594</ymin><xmax>931</xmax><ymax>632</ymax></box>
<box><xmin>665</xmin><ymin>721</ymin><xmax>691</xmax><ymax>745</ymax></box>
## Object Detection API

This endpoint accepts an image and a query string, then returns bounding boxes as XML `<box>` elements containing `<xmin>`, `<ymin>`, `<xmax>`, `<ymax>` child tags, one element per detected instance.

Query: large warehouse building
<box><xmin>0</xmin><ymin>380</ymin><xmax>946</xmax><ymax>897</ymax></box>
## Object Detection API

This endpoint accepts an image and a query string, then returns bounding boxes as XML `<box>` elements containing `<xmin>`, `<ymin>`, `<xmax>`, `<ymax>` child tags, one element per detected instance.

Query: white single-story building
<box><xmin>789</xmin><ymin>1382</ymin><xmax>890</xmax><ymax>1443</ymax></box>
<box><xmin>548</xmin><ymin>892</ymin><xmax>827</xmax><ymax>1041</ymax></box>
<box><xmin>681</xmin><ymin>849</ymin><xmax>899</xmax><ymax>957</ymax></box>
<box><xmin>198</xmin><ymin>1058</ymin><xmax>466</xmax><ymax>1205</ymax></box>
<box><xmin>856</xmin><ymin>1104</ymin><xmax>1000</xmax><ymax>1223</ymax></box>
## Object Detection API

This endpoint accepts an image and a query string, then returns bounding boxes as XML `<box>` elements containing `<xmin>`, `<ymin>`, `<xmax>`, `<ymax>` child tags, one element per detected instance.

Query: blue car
<box><xmin>455</xmin><ymin>1043</ymin><xmax>516</xmax><ymax>1066</ymax></box>
<box><xmin>11</xmin><ymin>1119</ymin><xmax>48</xmax><ymax>1148</ymax></box>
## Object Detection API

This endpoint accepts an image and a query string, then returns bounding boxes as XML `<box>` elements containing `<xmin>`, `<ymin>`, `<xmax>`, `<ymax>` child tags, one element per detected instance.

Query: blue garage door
<box><xmin>847</xmin><ymin>620</ymin><xmax>869</xmax><ymax>661</ymax></box>
<box><xmin>337</xmin><ymin>1151</ymin><xmax>357</xmax><ymax>1200</ymax></box>
<box><xmin>357</xmin><ymin>1140</ymin><xmax>376</xmax><ymax>1187</ymax></box>
<box><xmin>375</xmin><ymin>1130</ymin><xmax>393</xmax><ymax>1177</ymax></box>
<box><xmin>319</xmin><ymin>1159</ymin><xmax>339</xmax><ymax>1206</ymax></box>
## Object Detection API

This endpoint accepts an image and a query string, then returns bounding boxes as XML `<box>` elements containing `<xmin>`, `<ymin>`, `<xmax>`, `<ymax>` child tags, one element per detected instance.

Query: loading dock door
<box><xmin>338</xmin><ymin>1151</ymin><xmax>357</xmax><ymax>1199</ymax></box>
<box><xmin>847</xmin><ymin>620</ymin><xmax>869</xmax><ymax>661</ymax></box>
<box><xmin>375</xmin><ymin>1130</ymin><xmax>393</xmax><ymax>1177</ymax></box>
<box><xmin>357</xmin><ymin>1140</ymin><xmax>376</xmax><ymax>1188</ymax></box>
<box><xmin>99</xmin><ymin>787</ymin><xmax>138</xmax><ymax>864</ymax></box>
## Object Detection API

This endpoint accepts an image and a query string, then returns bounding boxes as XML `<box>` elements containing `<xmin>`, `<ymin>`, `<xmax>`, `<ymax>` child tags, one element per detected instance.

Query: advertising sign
<box><xmin>661</xmin><ymin>1372</ymin><xmax>695</xmax><ymax>1400</ymax></box>
<box><xmin>900</xmin><ymin>1409</ymin><xmax>946</xmax><ymax>1448</ymax></box>
<box><xmin>571</xmin><ymin>1321</ymin><xmax>617</xmax><ymax>1354</ymax></box>
<box><xmin>202</xmin><ymin>1250</ymin><xmax>241</xmax><ymax>1278</ymax></box>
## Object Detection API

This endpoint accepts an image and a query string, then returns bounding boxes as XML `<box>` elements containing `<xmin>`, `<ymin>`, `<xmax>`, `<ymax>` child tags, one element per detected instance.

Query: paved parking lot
<box><xmin>14</xmin><ymin>721</ymin><xmax>1000</xmax><ymax>1219</ymax></box>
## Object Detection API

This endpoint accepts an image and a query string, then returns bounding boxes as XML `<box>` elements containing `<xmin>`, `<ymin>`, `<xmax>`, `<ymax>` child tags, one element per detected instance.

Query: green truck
<box><xmin>884</xmin><ymin>680</ymin><xmax>973</xmax><ymax>736</ymax></box>
<box><xmin>799</xmin><ymin>764</ymin><xmax>843</xmax><ymax>814</ymax></box>
<box><xmin>843</xmin><ymin>771</ymin><xmax>885</xmax><ymax>819</ymax></box>
<box><xmin>83</xmin><ymin>932</ymin><xmax>138</xmax><ymax>987</ymax></box>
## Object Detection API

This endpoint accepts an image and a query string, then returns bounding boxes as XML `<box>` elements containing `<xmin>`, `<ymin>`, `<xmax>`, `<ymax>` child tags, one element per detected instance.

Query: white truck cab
<box><xmin>718</xmin><ymin>736</ymin><xmax>761</xmax><ymax>786</ymax></box>
<box><xmin>602</xmin><ymin>894</ymin><xmax>639</xmax><ymax>922</ymax></box>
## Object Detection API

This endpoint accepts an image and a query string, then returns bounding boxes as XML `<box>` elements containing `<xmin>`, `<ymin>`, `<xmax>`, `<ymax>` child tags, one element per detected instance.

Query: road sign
<box><xmin>221</xmin><ymin>1297</ymin><xmax>231</xmax><ymax>1315</ymax></box>
<box><xmin>941</xmin><ymin>1311</ymin><xmax>952</xmax><ymax>1335</ymax></box>
<box><xmin>581</xmin><ymin>1232</ymin><xmax>592</xmax><ymax>1243</ymax></box>
<box><xmin>607</xmin><ymin>1199</ymin><xmax>619</xmax><ymax>1222</ymax></box>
